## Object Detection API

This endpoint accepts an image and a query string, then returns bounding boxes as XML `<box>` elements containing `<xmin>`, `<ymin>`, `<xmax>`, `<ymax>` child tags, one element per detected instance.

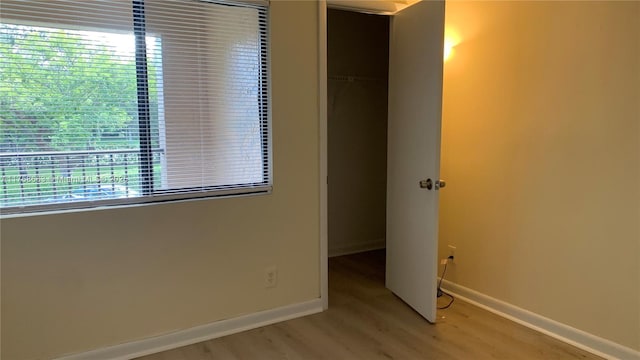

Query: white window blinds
<box><xmin>0</xmin><ymin>0</ymin><xmax>271</xmax><ymax>214</ymax></box>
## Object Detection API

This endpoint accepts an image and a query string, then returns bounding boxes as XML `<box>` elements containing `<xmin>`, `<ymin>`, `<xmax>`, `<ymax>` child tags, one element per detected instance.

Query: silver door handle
<box><xmin>435</xmin><ymin>180</ymin><xmax>446</xmax><ymax>190</ymax></box>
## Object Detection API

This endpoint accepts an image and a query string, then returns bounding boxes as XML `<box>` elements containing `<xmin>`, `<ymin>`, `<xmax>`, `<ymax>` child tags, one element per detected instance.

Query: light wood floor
<box><xmin>137</xmin><ymin>250</ymin><xmax>600</xmax><ymax>360</ymax></box>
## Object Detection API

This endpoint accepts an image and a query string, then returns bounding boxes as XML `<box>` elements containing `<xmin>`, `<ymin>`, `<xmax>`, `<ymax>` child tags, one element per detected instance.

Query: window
<box><xmin>0</xmin><ymin>0</ymin><xmax>270</xmax><ymax>214</ymax></box>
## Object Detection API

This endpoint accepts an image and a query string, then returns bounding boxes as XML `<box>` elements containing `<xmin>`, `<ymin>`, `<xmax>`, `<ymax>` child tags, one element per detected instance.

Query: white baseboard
<box><xmin>441</xmin><ymin>280</ymin><xmax>640</xmax><ymax>360</ymax></box>
<box><xmin>329</xmin><ymin>238</ymin><xmax>385</xmax><ymax>257</ymax></box>
<box><xmin>54</xmin><ymin>299</ymin><xmax>323</xmax><ymax>360</ymax></box>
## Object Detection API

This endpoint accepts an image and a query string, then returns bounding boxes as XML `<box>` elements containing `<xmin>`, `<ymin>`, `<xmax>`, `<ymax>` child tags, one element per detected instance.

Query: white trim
<box><xmin>329</xmin><ymin>238</ymin><xmax>385</xmax><ymax>258</ymax></box>
<box><xmin>54</xmin><ymin>299</ymin><xmax>323</xmax><ymax>360</ymax></box>
<box><xmin>327</xmin><ymin>3</ymin><xmax>395</xmax><ymax>15</ymax></box>
<box><xmin>318</xmin><ymin>0</ymin><xmax>329</xmax><ymax>311</ymax></box>
<box><xmin>441</xmin><ymin>280</ymin><xmax>640</xmax><ymax>360</ymax></box>
<box><xmin>326</xmin><ymin>0</ymin><xmax>421</xmax><ymax>15</ymax></box>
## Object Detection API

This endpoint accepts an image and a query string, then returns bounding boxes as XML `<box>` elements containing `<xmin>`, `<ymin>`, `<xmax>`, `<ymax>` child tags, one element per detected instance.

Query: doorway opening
<box><xmin>324</xmin><ymin>1</ymin><xmax>447</xmax><ymax>322</ymax></box>
<box><xmin>327</xmin><ymin>9</ymin><xmax>390</xmax><ymax>261</ymax></box>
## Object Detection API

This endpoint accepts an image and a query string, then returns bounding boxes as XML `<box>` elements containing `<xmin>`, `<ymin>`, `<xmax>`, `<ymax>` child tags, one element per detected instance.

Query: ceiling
<box><xmin>327</xmin><ymin>0</ymin><xmax>421</xmax><ymax>15</ymax></box>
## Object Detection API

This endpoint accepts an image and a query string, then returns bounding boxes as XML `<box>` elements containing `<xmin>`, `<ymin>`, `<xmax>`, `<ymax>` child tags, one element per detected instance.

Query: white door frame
<box><xmin>317</xmin><ymin>0</ymin><xmax>413</xmax><ymax>310</ymax></box>
<box><xmin>318</xmin><ymin>0</ymin><xmax>329</xmax><ymax>310</ymax></box>
<box><xmin>317</xmin><ymin>0</ymin><xmax>398</xmax><ymax>311</ymax></box>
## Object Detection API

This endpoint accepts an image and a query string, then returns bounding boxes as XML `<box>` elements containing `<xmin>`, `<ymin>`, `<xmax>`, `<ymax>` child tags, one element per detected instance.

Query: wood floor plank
<box><xmin>137</xmin><ymin>250</ymin><xmax>601</xmax><ymax>360</ymax></box>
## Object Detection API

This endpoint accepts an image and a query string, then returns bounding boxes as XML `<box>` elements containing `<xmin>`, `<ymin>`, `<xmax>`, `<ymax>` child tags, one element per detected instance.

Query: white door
<box><xmin>386</xmin><ymin>0</ymin><xmax>445</xmax><ymax>323</ymax></box>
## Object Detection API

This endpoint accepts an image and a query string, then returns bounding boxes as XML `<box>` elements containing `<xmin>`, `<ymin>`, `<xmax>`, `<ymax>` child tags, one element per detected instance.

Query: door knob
<box><xmin>435</xmin><ymin>180</ymin><xmax>446</xmax><ymax>190</ymax></box>
<box><xmin>419</xmin><ymin>179</ymin><xmax>433</xmax><ymax>190</ymax></box>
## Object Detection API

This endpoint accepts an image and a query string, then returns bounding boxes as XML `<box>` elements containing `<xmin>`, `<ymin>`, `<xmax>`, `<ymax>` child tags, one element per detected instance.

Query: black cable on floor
<box><xmin>437</xmin><ymin>258</ymin><xmax>455</xmax><ymax>310</ymax></box>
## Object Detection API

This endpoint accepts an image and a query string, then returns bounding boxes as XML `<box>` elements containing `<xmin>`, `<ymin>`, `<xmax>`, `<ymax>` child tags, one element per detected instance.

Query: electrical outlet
<box><xmin>448</xmin><ymin>245</ymin><xmax>457</xmax><ymax>260</ymax></box>
<box><xmin>265</xmin><ymin>266</ymin><xmax>278</xmax><ymax>288</ymax></box>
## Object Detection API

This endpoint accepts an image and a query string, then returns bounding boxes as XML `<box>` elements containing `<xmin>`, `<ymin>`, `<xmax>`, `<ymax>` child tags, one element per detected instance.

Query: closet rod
<box><xmin>328</xmin><ymin>75</ymin><xmax>384</xmax><ymax>82</ymax></box>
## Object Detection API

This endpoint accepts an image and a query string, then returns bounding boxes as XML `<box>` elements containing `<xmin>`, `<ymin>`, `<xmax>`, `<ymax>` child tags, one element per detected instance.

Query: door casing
<box><xmin>319</xmin><ymin>1</ymin><xmax>445</xmax><ymax>316</ymax></box>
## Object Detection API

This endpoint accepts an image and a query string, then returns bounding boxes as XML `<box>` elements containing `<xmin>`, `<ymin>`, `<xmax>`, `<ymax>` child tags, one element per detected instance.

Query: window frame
<box><xmin>0</xmin><ymin>0</ymin><xmax>272</xmax><ymax>216</ymax></box>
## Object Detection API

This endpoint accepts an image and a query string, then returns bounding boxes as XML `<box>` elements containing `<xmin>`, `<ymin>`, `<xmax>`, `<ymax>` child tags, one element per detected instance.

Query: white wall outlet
<box><xmin>265</xmin><ymin>266</ymin><xmax>278</xmax><ymax>288</ymax></box>
<box><xmin>448</xmin><ymin>245</ymin><xmax>457</xmax><ymax>260</ymax></box>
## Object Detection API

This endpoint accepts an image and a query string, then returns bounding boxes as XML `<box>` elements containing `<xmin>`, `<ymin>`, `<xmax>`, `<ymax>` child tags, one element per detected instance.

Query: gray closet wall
<box><xmin>328</xmin><ymin>9</ymin><xmax>389</xmax><ymax>256</ymax></box>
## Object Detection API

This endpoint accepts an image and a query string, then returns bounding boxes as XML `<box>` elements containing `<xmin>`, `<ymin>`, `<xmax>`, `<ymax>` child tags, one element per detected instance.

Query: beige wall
<box><xmin>327</xmin><ymin>10</ymin><xmax>389</xmax><ymax>256</ymax></box>
<box><xmin>0</xmin><ymin>2</ymin><xmax>320</xmax><ymax>359</ymax></box>
<box><xmin>439</xmin><ymin>1</ymin><xmax>640</xmax><ymax>350</ymax></box>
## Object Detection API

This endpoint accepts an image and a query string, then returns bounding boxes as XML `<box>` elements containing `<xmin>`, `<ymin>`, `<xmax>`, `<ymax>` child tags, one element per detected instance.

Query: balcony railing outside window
<box><xmin>0</xmin><ymin>149</ymin><xmax>164</xmax><ymax>208</ymax></box>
